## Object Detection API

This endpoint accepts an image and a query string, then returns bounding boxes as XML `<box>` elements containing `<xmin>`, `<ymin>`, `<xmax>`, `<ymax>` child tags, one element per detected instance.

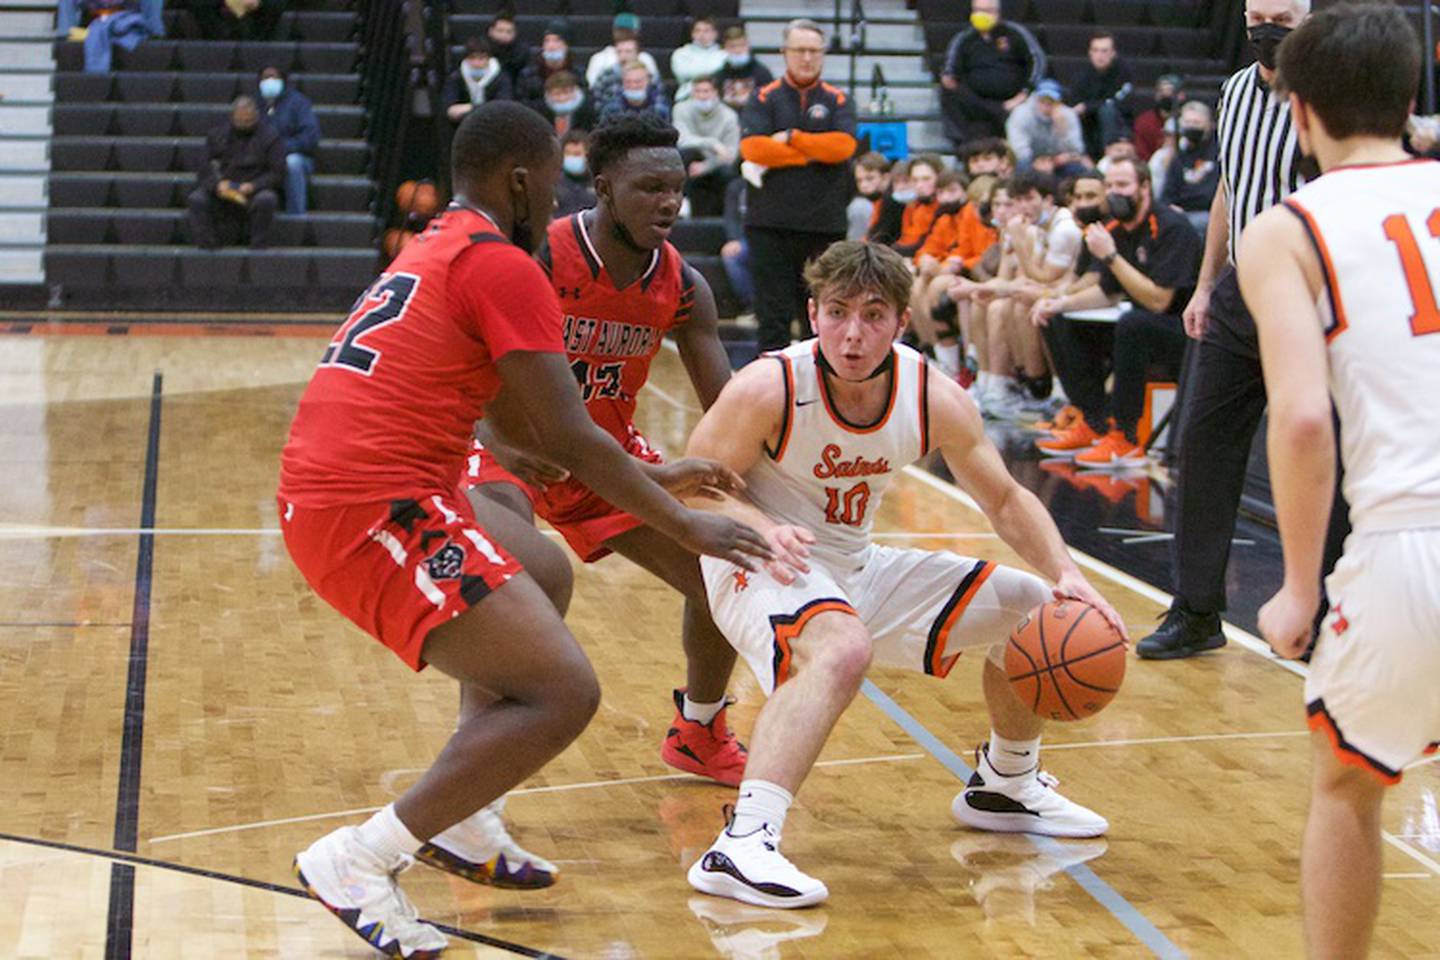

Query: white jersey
<box><xmin>746</xmin><ymin>340</ymin><xmax>930</xmax><ymax>568</ymax></box>
<box><xmin>1284</xmin><ymin>158</ymin><xmax>1440</xmax><ymax>533</ymax></box>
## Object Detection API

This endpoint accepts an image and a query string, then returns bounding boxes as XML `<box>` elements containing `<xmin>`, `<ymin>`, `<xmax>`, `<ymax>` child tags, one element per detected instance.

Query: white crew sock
<box><xmin>987</xmin><ymin>732</ymin><xmax>1041</xmax><ymax>777</ymax></box>
<box><xmin>354</xmin><ymin>803</ymin><xmax>423</xmax><ymax>865</ymax></box>
<box><xmin>976</xmin><ymin>371</ymin><xmax>994</xmax><ymax>396</ymax></box>
<box><xmin>729</xmin><ymin>779</ymin><xmax>794</xmax><ymax>837</ymax></box>
<box><xmin>682</xmin><ymin>694</ymin><xmax>725</xmax><ymax>726</ymax></box>
<box><xmin>934</xmin><ymin>341</ymin><xmax>961</xmax><ymax>376</ymax></box>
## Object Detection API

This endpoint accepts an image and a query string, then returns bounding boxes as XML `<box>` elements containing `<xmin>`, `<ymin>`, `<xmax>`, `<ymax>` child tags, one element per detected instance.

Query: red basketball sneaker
<box><xmin>661</xmin><ymin>689</ymin><xmax>748</xmax><ymax>787</ymax></box>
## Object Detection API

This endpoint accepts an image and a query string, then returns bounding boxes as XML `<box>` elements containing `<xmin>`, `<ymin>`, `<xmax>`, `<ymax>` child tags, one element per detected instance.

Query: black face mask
<box><xmin>1248</xmin><ymin>22</ymin><xmax>1291</xmax><ymax>71</ymax></box>
<box><xmin>1155</xmin><ymin>95</ymin><xmax>1175</xmax><ymax>113</ymax></box>
<box><xmin>1180</xmin><ymin>127</ymin><xmax>1207</xmax><ymax>149</ymax></box>
<box><xmin>1106</xmin><ymin>192</ymin><xmax>1137</xmax><ymax>223</ymax></box>
<box><xmin>860</xmin><ymin>188</ymin><xmax>884</xmax><ymax>202</ymax></box>
<box><xmin>1074</xmin><ymin>203</ymin><xmax>1106</xmax><ymax>226</ymax></box>
<box><xmin>233</xmin><ymin>123</ymin><xmax>256</xmax><ymax>137</ymax></box>
<box><xmin>817</xmin><ymin>345</ymin><xmax>896</xmax><ymax>383</ymax></box>
<box><xmin>602</xmin><ymin>195</ymin><xmax>648</xmax><ymax>253</ymax></box>
<box><xmin>509</xmin><ymin>182</ymin><xmax>534</xmax><ymax>252</ymax></box>
<box><xmin>1296</xmin><ymin>149</ymin><xmax>1321</xmax><ymax>182</ymax></box>
<box><xmin>937</xmin><ymin>201</ymin><xmax>964</xmax><ymax>217</ymax></box>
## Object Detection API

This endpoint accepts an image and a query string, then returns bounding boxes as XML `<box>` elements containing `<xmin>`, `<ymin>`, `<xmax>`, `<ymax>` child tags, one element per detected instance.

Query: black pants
<box><xmin>1044</xmin><ymin>308</ymin><xmax>1188</xmax><ymax>439</ymax></box>
<box><xmin>940</xmin><ymin>86</ymin><xmax>1009</xmax><ymax>148</ymax></box>
<box><xmin>745</xmin><ymin>226</ymin><xmax>843</xmax><ymax>352</ymax></box>
<box><xmin>1171</xmin><ymin>266</ymin><xmax>1350</xmax><ymax>613</ymax></box>
<box><xmin>188</xmin><ymin>187</ymin><xmax>277</xmax><ymax>249</ymax></box>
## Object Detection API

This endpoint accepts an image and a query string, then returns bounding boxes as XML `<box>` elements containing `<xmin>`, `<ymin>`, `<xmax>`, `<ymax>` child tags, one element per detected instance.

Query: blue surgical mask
<box><xmin>891</xmin><ymin>188</ymin><xmax>917</xmax><ymax>204</ymax></box>
<box><xmin>726</xmin><ymin>51</ymin><xmax>749</xmax><ymax>67</ymax></box>
<box><xmin>547</xmin><ymin>94</ymin><xmax>580</xmax><ymax>114</ymax></box>
<box><xmin>563</xmin><ymin>155</ymin><xmax>587</xmax><ymax>176</ymax></box>
<box><xmin>623</xmin><ymin>87</ymin><xmax>648</xmax><ymax>105</ymax></box>
<box><xmin>259</xmin><ymin>77</ymin><xmax>283</xmax><ymax>99</ymax></box>
<box><xmin>693</xmin><ymin>96</ymin><xmax>718</xmax><ymax>114</ymax></box>
<box><xmin>542</xmin><ymin>48</ymin><xmax>566</xmax><ymax>64</ymax></box>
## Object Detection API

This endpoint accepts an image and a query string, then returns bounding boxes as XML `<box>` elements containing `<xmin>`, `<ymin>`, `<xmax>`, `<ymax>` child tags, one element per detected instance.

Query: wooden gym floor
<box><xmin>1</xmin><ymin>329</ymin><xmax>1437</xmax><ymax>959</ymax></box>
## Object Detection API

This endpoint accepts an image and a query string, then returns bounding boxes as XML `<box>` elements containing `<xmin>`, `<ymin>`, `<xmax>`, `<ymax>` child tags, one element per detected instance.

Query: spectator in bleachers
<box><xmin>257</xmin><ymin>66</ymin><xmax>320</xmax><ymax>216</ymax></box>
<box><xmin>598</xmin><ymin>62</ymin><xmax>671</xmax><ymax>123</ymax></box>
<box><xmin>585</xmin><ymin>14</ymin><xmax>660</xmax><ymax>88</ymax></box>
<box><xmin>485</xmin><ymin>12</ymin><xmax>529</xmax><ymax>88</ymax></box>
<box><xmin>721</xmin><ymin>177</ymin><xmax>753</xmax><ymax>313</ymax></box>
<box><xmin>851</xmin><ymin>152</ymin><xmax>902</xmax><ymax>244</ymax></box>
<box><xmin>444</xmin><ymin>38</ymin><xmax>513</xmax><ymax>127</ymax></box>
<box><xmin>716</xmin><ymin>26</ymin><xmax>773</xmax><ymax>111</ymax></box>
<box><xmin>891</xmin><ymin>153</ymin><xmax>942</xmax><ymax>258</ymax></box>
<box><xmin>674</xmin><ymin>76</ymin><xmax>738</xmax><ymax>217</ymax></box>
<box><xmin>592</xmin><ymin>38</ymin><xmax>655</xmax><ymax>113</ymax></box>
<box><xmin>962</xmin><ymin>137</ymin><xmax>1014</xmax><ymax>179</ymax></box>
<box><xmin>1133</xmin><ymin>74</ymin><xmax>1182</xmax><ymax>161</ymax></box>
<box><xmin>672</xmin><ymin>17</ymin><xmax>727</xmax><ymax>102</ymax></box>
<box><xmin>739</xmin><ymin>17</ymin><xmax>857</xmax><ymax>352</ymax></box>
<box><xmin>56</xmin><ymin>0</ymin><xmax>160</xmax><ymax>40</ymax></box>
<box><xmin>1160</xmin><ymin>101</ymin><xmax>1218</xmax><ymax>235</ymax></box>
<box><xmin>939</xmin><ymin>0</ymin><xmax>1045</xmax><ymax>147</ymax></box>
<box><xmin>555</xmin><ymin>129</ymin><xmax>596</xmax><ymax>217</ymax></box>
<box><xmin>1097</xmin><ymin>132</ymin><xmax>1138</xmax><ymax>176</ymax></box>
<box><xmin>516</xmin><ymin>19</ymin><xmax>575</xmax><ymax>113</ymax></box>
<box><xmin>1030</xmin><ymin>157</ymin><xmax>1201</xmax><ymax>466</ymax></box>
<box><xmin>1069</xmin><ymin>31</ymin><xmax>1134</xmax><ymax>162</ymax></box>
<box><xmin>188</xmin><ymin>96</ymin><xmax>283</xmax><ymax>251</ymax></box>
<box><xmin>538</xmin><ymin>71</ymin><xmax>599</xmax><ymax>138</ymax></box>
<box><xmin>1007</xmin><ymin>79</ymin><xmax>1087</xmax><ymax>175</ymax></box>
<box><xmin>73</xmin><ymin>0</ymin><xmax>150</xmax><ymax>73</ymax></box>
<box><xmin>190</xmin><ymin>0</ymin><xmax>283</xmax><ymax>42</ymax></box>
<box><xmin>912</xmin><ymin>171</ymin><xmax>998</xmax><ymax>369</ymax></box>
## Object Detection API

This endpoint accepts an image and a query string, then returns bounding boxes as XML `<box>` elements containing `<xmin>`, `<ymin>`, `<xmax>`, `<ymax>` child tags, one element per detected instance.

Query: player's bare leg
<box><xmin>1301</xmin><ymin>730</ymin><xmax>1384</xmax><ymax>959</ymax></box>
<box><xmin>689</xmin><ymin>611</ymin><xmax>871</xmax><ymax>908</ymax></box>
<box><xmin>606</xmin><ymin>524</ymin><xmax>748</xmax><ymax>786</ymax></box>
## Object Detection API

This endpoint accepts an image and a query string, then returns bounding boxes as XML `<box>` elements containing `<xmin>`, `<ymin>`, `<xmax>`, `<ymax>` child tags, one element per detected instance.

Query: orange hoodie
<box><xmin>895</xmin><ymin>199</ymin><xmax>939</xmax><ymax>255</ymax></box>
<box><xmin>919</xmin><ymin>202</ymin><xmax>998</xmax><ymax>271</ymax></box>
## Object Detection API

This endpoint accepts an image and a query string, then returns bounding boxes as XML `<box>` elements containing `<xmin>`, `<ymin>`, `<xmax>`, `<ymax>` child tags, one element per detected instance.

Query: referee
<box><xmin>1138</xmin><ymin>0</ymin><xmax>1349</xmax><ymax>659</ymax></box>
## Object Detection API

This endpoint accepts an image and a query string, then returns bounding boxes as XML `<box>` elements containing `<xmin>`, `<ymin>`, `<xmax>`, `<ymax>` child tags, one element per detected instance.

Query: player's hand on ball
<box><xmin>763</xmin><ymin>523</ymin><xmax>815</xmax><ymax>584</ymax></box>
<box><xmin>678</xmin><ymin>511</ymin><xmax>772</xmax><ymax>570</ymax></box>
<box><xmin>1258</xmin><ymin>586</ymin><xmax>1317</xmax><ymax>659</ymax></box>
<box><xmin>654</xmin><ymin>458</ymin><xmax>747</xmax><ymax>499</ymax></box>
<box><xmin>1052</xmin><ymin>570</ymin><xmax>1129</xmax><ymax>641</ymax></box>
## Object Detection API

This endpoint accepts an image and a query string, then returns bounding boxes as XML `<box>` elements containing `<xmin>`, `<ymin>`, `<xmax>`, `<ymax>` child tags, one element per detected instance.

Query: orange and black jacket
<box><xmin>866</xmin><ymin>193</ymin><xmax>905</xmax><ymax>246</ymax></box>
<box><xmin>918</xmin><ymin>202</ymin><xmax>997</xmax><ymax>272</ymax></box>
<box><xmin>893</xmin><ymin>198</ymin><xmax>939</xmax><ymax>258</ymax></box>
<box><xmin>739</xmin><ymin>74</ymin><xmax>857</xmax><ymax>235</ymax></box>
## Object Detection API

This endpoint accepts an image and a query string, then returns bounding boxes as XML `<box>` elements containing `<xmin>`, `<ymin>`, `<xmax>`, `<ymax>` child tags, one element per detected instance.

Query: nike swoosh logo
<box><xmin>795</xmin><ymin>399</ymin><xmax>819</xmax><ymax>407</ymax></box>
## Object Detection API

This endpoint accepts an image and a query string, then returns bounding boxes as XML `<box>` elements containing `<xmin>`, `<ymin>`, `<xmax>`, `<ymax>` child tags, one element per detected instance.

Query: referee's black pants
<box><xmin>1171</xmin><ymin>266</ymin><xmax>1350</xmax><ymax>615</ymax></box>
<box><xmin>746</xmin><ymin>226</ymin><xmax>844</xmax><ymax>353</ymax></box>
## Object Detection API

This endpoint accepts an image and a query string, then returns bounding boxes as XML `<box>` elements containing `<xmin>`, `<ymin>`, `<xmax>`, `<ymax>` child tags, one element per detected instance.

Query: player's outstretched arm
<box><xmin>1237</xmin><ymin>207</ymin><xmax>1335</xmax><ymax>658</ymax></box>
<box><xmin>493</xmin><ymin>350</ymin><xmax>773</xmax><ymax>570</ymax></box>
<box><xmin>672</xmin><ymin>265</ymin><xmax>732</xmax><ymax>410</ymax></box>
<box><xmin>928</xmin><ymin>372</ymin><xmax>1128</xmax><ymax>637</ymax></box>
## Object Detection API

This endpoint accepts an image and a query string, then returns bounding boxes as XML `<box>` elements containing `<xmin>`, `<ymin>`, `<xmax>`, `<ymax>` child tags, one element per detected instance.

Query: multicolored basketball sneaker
<box><xmin>660</xmin><ymin>688</ymin><xmax>749</xmax><ymax>787</ymax></box>
<box><xmin>414</xmin><ymin>797</ymin><xmax>558</xmax><ymax>889</ymax></box>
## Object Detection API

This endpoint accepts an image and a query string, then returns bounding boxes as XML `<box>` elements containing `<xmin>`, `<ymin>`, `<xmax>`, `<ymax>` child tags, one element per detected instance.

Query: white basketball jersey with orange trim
<box><xmin>745</xmin><ymin>340</ymin><xmax>930</xmax><ymax>567</ymax></box>
<box><xmin>1284</xmin><ymin>158</ymin><xmax>1440</xmax><ymax>533</ymax></box>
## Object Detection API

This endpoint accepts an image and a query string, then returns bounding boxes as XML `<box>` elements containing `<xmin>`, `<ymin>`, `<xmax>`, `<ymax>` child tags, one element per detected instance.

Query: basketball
<box><xmin>1006</xmin><ymin>600</ymin><xmax>1126</xmax><ymax>722</ymax></box>
<box><xmin>394</xmin><ymin>179</ymin><xmax>418</xmax><ymax>213</ymax></box>
<box><xmin>381</xmin><ymin>228</ymin><xmax>412</xmax><ymax>260</ymax></box>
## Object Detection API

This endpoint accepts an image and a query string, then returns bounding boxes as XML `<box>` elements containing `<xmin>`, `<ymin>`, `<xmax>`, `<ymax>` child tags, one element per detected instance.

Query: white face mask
<box><xmin>693</xmin><ymin>96</ymin><xmax>718</xmax><ymax>113</ymax></box>
<box><xmin>623</xmin><ymin>87</ymin><xmax>648</xmax><ymax>105</ymax></box>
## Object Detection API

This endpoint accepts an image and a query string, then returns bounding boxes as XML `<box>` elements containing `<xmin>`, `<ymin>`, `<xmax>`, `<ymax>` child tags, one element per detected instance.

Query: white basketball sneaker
<box><xmin>294</xmin><ymin>826</ymin><xmax>449</xmax><ymax>959</ymax></box>
<box><xmin>415</xmin><ymin>796</ymin><xmax>558</xmax><ymax>889</ymax></box>
<box><xmin>951</xmin><ymin>743</ymin><xmax>1109</xmax><ymax>838</ymax></box>
<box><xmin>688</xmin><ymin>823</ymin><xmax>829</xmax><ymax>909</ymax></box>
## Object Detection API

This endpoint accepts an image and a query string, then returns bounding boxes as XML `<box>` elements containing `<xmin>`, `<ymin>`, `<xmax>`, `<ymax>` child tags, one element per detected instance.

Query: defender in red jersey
<box><xmin>467</xmin><ymin>114</ymin><xmax>797</xmax><ymax>789</ymax></box>
<box><xmin>279</xmin><ymin>103</ymin><xmax>773</xmax><ymax>959</ymax></box>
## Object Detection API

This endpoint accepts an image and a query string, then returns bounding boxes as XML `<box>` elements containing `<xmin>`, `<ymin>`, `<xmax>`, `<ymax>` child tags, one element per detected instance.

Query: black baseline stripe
<box><xmin>0</xmin><ymin>831</ymin><xmax>567</xmax><ymax>959</ymax></box>
<box><xmin>104</xmin><ymin>371</ymin><xmax>162</xmax><ymax>960</ymax></box>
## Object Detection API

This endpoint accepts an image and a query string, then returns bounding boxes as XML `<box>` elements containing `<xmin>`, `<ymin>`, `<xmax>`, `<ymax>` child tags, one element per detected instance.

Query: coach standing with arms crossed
<box><xmin>1139</xmin><ymin>0</ymin><xmax>1348</xmax><ymax>659</ymax></box>
<box><xmin>740</xmin><ymin>19</ymin><xmax>857</xmax><ymax>354</ymax></box>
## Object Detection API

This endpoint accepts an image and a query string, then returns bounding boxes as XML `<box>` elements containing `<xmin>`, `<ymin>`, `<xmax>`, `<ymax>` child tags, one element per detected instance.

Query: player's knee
<box><xmin>542</xmin><ymin>649</ymin><xmax>601</xmax><ymax>741</ymax></box>
<box><xmin>527</xmin><ymin>544</ymin><xmax>574</xmax><ymax>616</ymax></box>
<box><xmin>808</xmin><ymin>616</ymin><xmax>872</xmax><ymax>690</ymax></box>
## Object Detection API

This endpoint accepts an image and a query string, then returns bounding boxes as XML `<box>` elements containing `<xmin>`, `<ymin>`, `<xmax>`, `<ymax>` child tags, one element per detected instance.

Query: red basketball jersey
<box><xmin>543</xmin><ymin>212</ymin><xmax>696</xmax><ymax>442</ymax></box>
<box><xmin>279</xmin><ymin>205</ymin><xmax>565</xmax><ymax>506</ymax></box>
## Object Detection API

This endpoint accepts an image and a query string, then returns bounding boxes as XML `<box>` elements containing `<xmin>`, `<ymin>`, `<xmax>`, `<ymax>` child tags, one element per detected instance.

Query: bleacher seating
<box><xmin>44</xmin><ymin>0</ymin><xmax>377</xmax><ymax>311</ymax></box>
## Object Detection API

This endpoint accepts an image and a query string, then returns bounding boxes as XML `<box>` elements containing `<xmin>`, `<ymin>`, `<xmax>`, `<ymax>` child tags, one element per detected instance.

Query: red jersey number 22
<box><xmin>321</xmin><ymin>273</ymin><xmax>421</xmax><ymax>375</ymax></box>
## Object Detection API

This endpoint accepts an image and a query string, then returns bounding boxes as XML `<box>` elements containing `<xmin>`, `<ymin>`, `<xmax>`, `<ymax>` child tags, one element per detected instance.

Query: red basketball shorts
<box><xmin>463</xmin><ymin>428</ymin><xmax>662</xmax><ymax>563</ymax></box>
<box><xmin>278</xmin><ymin>491</ymin><xmax>523</xmax><ymax>671</ymax></box>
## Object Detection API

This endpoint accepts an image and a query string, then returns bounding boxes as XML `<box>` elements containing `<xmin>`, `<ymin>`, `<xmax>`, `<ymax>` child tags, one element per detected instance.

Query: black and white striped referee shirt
<box><xmin>1216</xmin><ymin>62</ymin><xmax>1304</xmax><ymax>264</ymax></box>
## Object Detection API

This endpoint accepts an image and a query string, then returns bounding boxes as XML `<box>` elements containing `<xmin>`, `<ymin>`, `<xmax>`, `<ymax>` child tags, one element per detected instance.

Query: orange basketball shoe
<box><xmin>1033</xmin><ymin>404</ymin><xmax>1080</xmax><ymax>434</ymax></box>
<box><xmin>661</xmin><ymin>689</ymin><xmax>748</xmax><ymax>787</ymax></box>
<box><xmin>1035</xmin><ymin>415</ymin><xmax>1099</xmax><ymax>457</ymax></box>
<box><xmin>1074</xmin><ymin>429</ymin><xmax>1147</xmax><ymax>470</ymax></box>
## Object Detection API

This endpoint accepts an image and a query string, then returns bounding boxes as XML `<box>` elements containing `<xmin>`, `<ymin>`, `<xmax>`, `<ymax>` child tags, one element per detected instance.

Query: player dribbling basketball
<box><xmin>681</xmin><ymin>241</ymin><xmax>1127</xmax><ymax>908</ymax></box>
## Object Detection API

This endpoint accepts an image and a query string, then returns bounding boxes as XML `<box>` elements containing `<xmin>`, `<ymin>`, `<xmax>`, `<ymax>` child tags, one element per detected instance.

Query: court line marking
<box><xmin>860</xmin><ymin>680</ymin><xmax>1187</xmax><ymax>960</ymax></box>
<box><xmin>1383</xmin><ymin>872</ymin><xmax>1432</xmax><ymax>880</ymax></box>
<box><xmin>898</xmin><ymin>463</ymin><xmax>1440</xmax><ymax>879</ymax></box>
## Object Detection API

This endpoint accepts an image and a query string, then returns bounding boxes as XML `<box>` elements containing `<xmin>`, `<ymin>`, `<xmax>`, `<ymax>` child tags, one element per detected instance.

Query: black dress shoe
<box><xmin>1136</xmin><ymin>603</ymin><xmax>1226</xmax><ymax>660</ymax></box>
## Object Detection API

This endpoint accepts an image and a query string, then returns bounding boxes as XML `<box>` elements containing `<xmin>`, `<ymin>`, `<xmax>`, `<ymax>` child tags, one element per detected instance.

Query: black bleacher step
<box><xmin>160</xmin><ymin>9</ymin><xmax>356</xmax><ymax>43</ymax></box>
<box><xmin>49</xmin><ymin>172</ymin><xmax>373</xmax><ymax>212</ymax></box>
<box><xmin>48</xmin><ymin>209</ymin><xmax>375</xmax><ymax>247</ymax></box>
<box><xmin>446</xmin><ymin>0</ymin><xmax>739</xmax><ymax>17</ymax></box>
<box><xmin>52</xmin><ymin>39</ymin><xmax>359</xmax><ymax>74</ymax></box>
<box><xmin>55</xmin><ymin>71</ymin><xmax>360</xmax><ymax>105</ymax></box>
<box><xmin>52</xmin><ymin>136</ymin><xmax>369</xmax><ymax>176</ymax></box>
<box><xmin>53</xmin><ymin>103</ymin><xmax>365</xmax><ymax>139</ymax></box>
<box><xmin>450</xmin><ymin>14</ymin><xmax>688</xmax><ymax>52</ymax></box>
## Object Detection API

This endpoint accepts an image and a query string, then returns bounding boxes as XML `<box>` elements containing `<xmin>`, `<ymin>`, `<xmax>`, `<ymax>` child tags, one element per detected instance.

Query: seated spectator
<box><xmin>71</xmin><ymin>0</ymin><xmax>150</xmax><ymax>73</ymax></box>
<box><xmin>555</xmin><ymin>129</ymin><xmax>596</xmax><ymax>217</ymax></box>
<box><xmin>591</xmin><ymin>38</ymin><xmax>654</xmax><ymax>113</ymax></box>
<box><xmin>1160</xmin><ymin>101</ymin><xmax>1218</xmax><ymax>234</ymax></box>
<box><xmin>962</xmin><ymin>137</ymin><xmax>1014</xmax><ymax>179</ymax></box>
<box><xmin>853</xmin><ymin>152</ymin><xmax>904</xmax><ymax>245</ymax></box>
<box><xmin>912</xmin><ymin>172</ymin><xmax>1000</xmax><ymax>370</ymax></box>
<box><xmin>721</xmin><ymin>176</ymin><xmax>752</xmax><ymax>313</ymax></box>
<box><xmin>189</xmin><ymin>0</ymin><xmax>283</xmax><ymax>42</ymax></box>
<box><xmin>1097</xmin><ymin>133</ymin><xmax>1139</xmax><ymax>176</ymax></box>
<box><xmin>485</xmin><ymin>11</ymin><xmax>529</xmax><ymax>88</ymax></box>
<box><xmin>444</xmin><ymin>38</ymin><xmax>513</xmax><ymax>126</ymax></box>
<box><xmin>57</xmin><ymin>0</ymin><xmax>161</xmax><ymax>39</ymax></box>
<box><xmin>598</xmin><ymin>62</ymin><xmax>670</xmax><ymax>123</ymax></box>
<box><xmin>672</xmin><ymin>17</ymin><xmax>727</xmax><ymax>102</ymax></box>
<box><xmin>947</xmin><ymin>179</ymin><xmax>1024</xmax><ymax>402</ymax></box>
<box><xmin>892</xmin><ymin>153</ymin><xmax>943</xmax><ymax>259</ymax></box>
<box><xmin>538</xmin><ymin>71</ymin><xmax>599</xmax><ymax>138</ymax></box>
<box><xmin>516</xmin><ymin>19</ymin><xmax>575</xmax><ymax>112</ymax></box>
<box><xmin>1030</xmin><ymin>157</ymin><xmax>1202</xmax><ymax>467</ymax></box>
<box><xmin>586</xmin><ymin>14</ymin><xmax>660</xmax><ymax>88</ymax></box>
<box><xmin>1133</xmin><ymin>74</ymin><xmax>1182</xmax><ymax>161</ymax></box>
<box><xmin>257</xmin><ymin>66</ymin><xmax>320</xmax><ymax>215</ymax></box>
<box><xmin>1070</xmin><ymin>31</ymin><xmax>1134</xmax><ymax>162</ymax></box>
<box><xmin>673</xmin><ymin>76</ymin><xmax>738</xmax><ymax>216</ymax></box>
<box><xmin>939</xmin><ymin>0</ymin><xmax>1046</xmax><ymax>147</ymax></box>
<box><xmin>715</xmin><ymin>25</ymin><xmax>773</xmax><ymax>110</ymax></box>
<box><xmin>1007</xmin><ymin>79</ymin><xmax>1088</xmax><ymax>175</ymax></box>
<box><xmin>188</xmin><ymin>96</ymin><xmax>283</xmax><ymax>250</ymax></box>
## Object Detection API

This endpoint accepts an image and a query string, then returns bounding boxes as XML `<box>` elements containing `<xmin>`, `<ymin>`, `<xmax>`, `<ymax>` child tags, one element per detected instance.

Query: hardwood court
<box><xmin>1</xmin><ymin>331</ymin><xmax>1437</xmax><ymax>958</ymax></box>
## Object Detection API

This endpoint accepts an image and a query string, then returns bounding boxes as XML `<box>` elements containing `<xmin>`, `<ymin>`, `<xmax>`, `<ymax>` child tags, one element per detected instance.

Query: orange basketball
<box><xmin>1006</xmin><ymin>600</ymin><xmax>1126</xmax><ymax>722</ymax></box>
<box><xmin>410</xmin><ymin>182</ymin><xmax>440</xmax><ymax>217</ymax></box>
<box><xmin>382</xmin><ymin>228</ymin><xmax>412</xmax><ymax>259</ymax></box>
<box><xmin>394</xmin><ymin>180</ymin><xmax>418</xmax><ymax>214</ymax></box>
